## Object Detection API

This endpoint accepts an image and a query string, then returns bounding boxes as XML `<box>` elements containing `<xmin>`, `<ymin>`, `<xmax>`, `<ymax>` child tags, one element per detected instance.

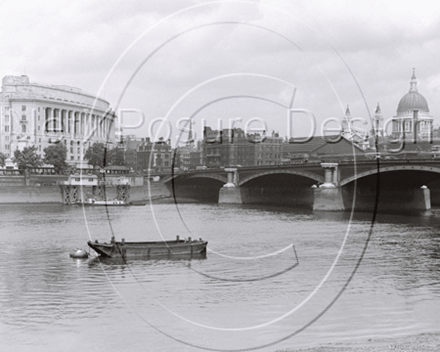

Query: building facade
<box><xmin>0</xmin><ymin>75</ymin><xmax>116</xmax><ymax>166</ymax></box>
<box><xmin>203</xmin><ymin>127</ymin><xmax>283</xmax><ymax>168</ymax></box>
<box><xmin>137</xmin><ymin>138</ymin><xmax>172</xmax><ymax>173</ymax></box>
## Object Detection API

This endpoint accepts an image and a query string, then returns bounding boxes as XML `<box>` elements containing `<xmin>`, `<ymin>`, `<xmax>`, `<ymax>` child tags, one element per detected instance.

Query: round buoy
<box><xmin>69</xmin><ymin>249</ymin><xmax>89</xmax><ymax>259</ymax></box>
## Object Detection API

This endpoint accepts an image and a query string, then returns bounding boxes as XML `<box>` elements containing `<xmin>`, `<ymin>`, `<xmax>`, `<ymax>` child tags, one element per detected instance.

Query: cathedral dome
<box><xmin>397</xmin><ymin>91</ymin><xmax>429</xmax><ymax>113</ymax></box>
<box><xmin>396</xmin><ymin>69</ymin><xmax>429</xmax><ymax>115</ymax></box>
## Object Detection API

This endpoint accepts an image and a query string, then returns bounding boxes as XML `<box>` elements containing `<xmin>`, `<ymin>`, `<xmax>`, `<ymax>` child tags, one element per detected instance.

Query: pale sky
<box><xmin>2</xmin><ymin>0</ymin><xmax>440</xmax><ymax>146</ymax></box>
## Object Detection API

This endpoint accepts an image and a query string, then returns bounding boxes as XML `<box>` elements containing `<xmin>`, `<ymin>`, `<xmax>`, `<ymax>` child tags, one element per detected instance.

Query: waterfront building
<box><xmin>202</xmin><ymin>127</ymin><xmax>283</xmax><ymax>168</ymax></box>
<box><xmin>173</xmin><ymin>123</ymin><xmax>202</xmax><ymax>171</ymax></box>
<box><xmin>117</xmin><ymin>134</ymin><xmax>143</xmax><ymax>171</ymax></box>
<box><xmin>190</xmin><ymin>145</ymin><xmax>203</xmax><ymax>169</ymax></box>
<box><xmin>137</xmin><ymin>137</ymin><xmax>172</xmax><ymax>173</ymax></box>
<box><xmin>0</xmin><ymin>75</ymin><xmax>116</xmax><ymax>167</ymax></box>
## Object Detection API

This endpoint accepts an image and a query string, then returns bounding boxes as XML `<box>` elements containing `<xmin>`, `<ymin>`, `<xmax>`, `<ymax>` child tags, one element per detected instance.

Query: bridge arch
<box><xmin>340</xmin><ymin>165</ymin><xmax>440</xmax><ymax>186</ymax></box>
<box><xmin>239</xmin><ymin>169</ymin><xmax>324</xmax><ymax>186</ymax></box>
<box><xmin>162</xmin><ymin>173</ymin><xmax>228</xmax><ymax>185</ymax></box>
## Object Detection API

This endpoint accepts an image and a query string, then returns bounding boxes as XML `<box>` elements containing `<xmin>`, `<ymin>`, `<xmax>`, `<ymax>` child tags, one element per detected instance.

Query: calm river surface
<box><xmin>1</xmin><ymin>203</ymin><xmax>440</xmax><ymax>352</ymax></box>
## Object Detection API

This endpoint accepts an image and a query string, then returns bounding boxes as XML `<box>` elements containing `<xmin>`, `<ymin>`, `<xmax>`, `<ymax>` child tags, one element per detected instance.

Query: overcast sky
<box><xmin>2</xmin><ymin>0</ymin><xmax>440</xmax><ymax>145</ymax></box>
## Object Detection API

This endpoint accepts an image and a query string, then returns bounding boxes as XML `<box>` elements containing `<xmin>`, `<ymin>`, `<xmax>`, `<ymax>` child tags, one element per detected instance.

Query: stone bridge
<box><xmin>161</xmin><ymin>159</ymin><xmax>440</xmax><ymax>211</ymax></box>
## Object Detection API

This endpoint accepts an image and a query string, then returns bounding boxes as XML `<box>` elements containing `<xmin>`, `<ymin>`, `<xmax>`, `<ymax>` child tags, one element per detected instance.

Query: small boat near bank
<box><xmin>87</xmin><ymin>236</ymin><xmax>208</xmax><ymax>259</ymax></box>
<box><xmin>76</xmin><ymin>198</ymin><xmax>152</xmax><ymax>206</ymax></box>
<box><xmin>77</xmin><ymin>198</ymin><xmax>130</xmax><ymax>206</ymax></box>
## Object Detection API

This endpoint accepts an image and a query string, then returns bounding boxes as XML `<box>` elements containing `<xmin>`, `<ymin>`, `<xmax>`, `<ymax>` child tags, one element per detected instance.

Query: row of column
<box><xmin>392</xmin><ymin>118</ymin><xmax>433</xmax><ymax>133</ymax></box>
<box><xmin>45</xmin><ymin>108</ymin><xmax>112</xmax><ymax>139</ymax></box>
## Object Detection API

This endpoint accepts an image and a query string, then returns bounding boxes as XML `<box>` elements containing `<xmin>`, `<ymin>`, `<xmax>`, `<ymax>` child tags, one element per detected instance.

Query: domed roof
<box><xmin>397</xmin><ymin>91</ymin><xmax>429</xmax><ymax>113</ymax></box>
<box><xmin>397</xmin><ymin>69</ymin><xmax>429</xmax><ymax>114</ymax></box>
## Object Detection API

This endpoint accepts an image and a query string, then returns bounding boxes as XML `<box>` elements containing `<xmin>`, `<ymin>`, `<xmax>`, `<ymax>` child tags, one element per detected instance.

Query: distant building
<box><xmin>137</xmin><ymin>137</ymin><xmax>172</xmax><ymax>173</ymax></box>
<box><xmin>202</xmin><ymin>127</ymin><xmax>283</xmax><ymax>167</ymax></box>
<box><xmin>368</xmin><ymin>69</ymin><xmax>437</xmax><ymax>157</ymax></box>
<box><xmin>0</xmin><ymin>75</ymin><xmax>116</xmax><ymax>166</ymax></box>
<box><xmin>391</xmin><ymin>69</ymin><xmax>433</xmax><ymax>140</ymax></box>
<box><xmin>282</xmin><ymin>136</ymin><xmax>329</xmax><ymax>163</ymax></box>
<box><xmin>118</xmin><ymin>135</ymin><xmax>143</xmax><ymax>171</ymax></box>
<box><xmin>341</xmin><ymin>105</ymin><xmax>369</xmax><ymax>149</ymax></box>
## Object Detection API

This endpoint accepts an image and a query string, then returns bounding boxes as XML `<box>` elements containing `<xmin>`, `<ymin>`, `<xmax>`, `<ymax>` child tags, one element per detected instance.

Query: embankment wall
<box><xmin>0</xmin><ymin>181</ymin><xmax>170</xmax><ymax>204</ymax></box>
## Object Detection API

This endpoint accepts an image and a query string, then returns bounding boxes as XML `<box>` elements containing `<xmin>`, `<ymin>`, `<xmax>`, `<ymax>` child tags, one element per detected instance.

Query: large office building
<box><xmin>203</xmin><ymin>127</ymin><xmax>283</xmax><ymax>167</ymax></box>
<box><xmin>0</xmin><ymin>75</ymin><xmax>116</xmax><ymax>167</ymax></box>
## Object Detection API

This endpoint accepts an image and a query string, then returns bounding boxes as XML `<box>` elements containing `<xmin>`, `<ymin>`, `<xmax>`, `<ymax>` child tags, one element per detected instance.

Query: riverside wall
<box><xmin>0</xmin><ymin>178</ymin><xmax>170</xmax><ymax>204</ymax></box>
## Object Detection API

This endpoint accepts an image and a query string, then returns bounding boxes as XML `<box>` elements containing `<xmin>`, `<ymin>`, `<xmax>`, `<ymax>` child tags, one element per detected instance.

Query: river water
<box><xmin>1</xmin><ymin>203</ymin><xmax>439</xmax><ymax>352</ymax></box>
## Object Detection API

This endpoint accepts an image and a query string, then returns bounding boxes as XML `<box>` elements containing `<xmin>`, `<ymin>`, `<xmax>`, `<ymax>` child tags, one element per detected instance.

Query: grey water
<box><xmin>1</xmin><ymin>203</ymin><xmax>439</xmax><ymax>352</ymax></box>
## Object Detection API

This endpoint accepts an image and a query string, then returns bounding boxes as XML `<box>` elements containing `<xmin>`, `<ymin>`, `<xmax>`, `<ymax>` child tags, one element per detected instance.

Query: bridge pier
<box><xmin>219</xmin><ymin>168</ymin><xmax>243</xmax><ymax>204</ymax></box>
<box><xmin>350</xmin><ymin>186</ymin><xmax>431</xmax><ymax>211</ymax></box>
<box><xmin>419</xmin><ymin>186</ymin><xmax>431</xmax><ymax>210</ymax></box>
<box><xmin>313</xmin><ymin>163</ymin><xmax>345</xmax><ymax>211</ymax></box>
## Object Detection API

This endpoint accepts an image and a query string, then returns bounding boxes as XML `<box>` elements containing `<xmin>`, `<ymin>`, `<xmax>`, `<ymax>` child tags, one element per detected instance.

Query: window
<box><xmin>5</xmin><ymin>145</ymin><xmax>9</xmax><ymax>150</ymax></box>
<box><xmin>39</xmin><ymin>145</ymin><xmax>41</xmax><ymax>151</ymax></box>
<box><xmin>5</xmin><ymin>136</ymin><xmax>9</xmax><ymax>141</ymax></box>
<box><xmin>38</xmin><ymin>126</ymin><xmax>40</xmax><ymax>131</ymax></box>
<box><xmin>39</xmin><ymin>138</ymin><xmax>41</xmax><ymax>143</ymax></box>
<box><xmin>4</xmin><ymin>115</ymin><xmax>9</xmax><ymax>122</ymax></box>
<box><xmin>70</xmin><ymin>147</ymin><xmax>73</xmax><ymax>153</ymax></box>
<box><xmin>71</xmin><ymin>156</ymin><xmax>74</xmax><ymax>160</ymax></box>
<box><xmin>38</xmin><ymin>107</ymin><xmax>40</xmax><ymax>112</ymax></box>
<box><xmin>38</xmin><ymin>115</ymin><xmax>40</xmax><ymax>121</ymax></box>
<box><xmin>22</xmin><ymin>125</ymin><xmax>26</xmax><ymax>133</ymax></box>
<box><xmin>22</xmin><ymin>115</ymin><xmax>26</xmax><ymax>121</ymax></box>
<box><xmin>22</xmin><ymin>105</ymin><xmax>26</xmax><ymax>111</ymax></box>
<box><xmin>5</xmin><ymin>126</ymin><xmax>9</xmax><ymax>132</ymax></box>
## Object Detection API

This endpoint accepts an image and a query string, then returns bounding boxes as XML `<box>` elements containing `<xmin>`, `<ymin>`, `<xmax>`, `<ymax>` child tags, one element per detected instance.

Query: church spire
<box><xmin>187</xmin><ymin>119</ymin><xmax>194</xmax><ymax>145</ymax></box>
<box><xmin>409</xmin><ymin>68</ymin><xmax>418</xmax><ymax>93</ymax></box>
<box><xmin>373</xmin><ymin>102</ymin><xmax>383</xmax><ymax>136</ymax></box>
<box><xmin>345</xmin><ymin>104</ymin><xmax>351</xmax><ymax>117</ymax></box>
<box><xmin>375</xmin><ymin>102</ymin><xmax>381</xmax><ymax>114</ymax></box>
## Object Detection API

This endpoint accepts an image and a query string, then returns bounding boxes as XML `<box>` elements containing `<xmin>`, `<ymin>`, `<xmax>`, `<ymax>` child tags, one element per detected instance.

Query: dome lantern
<box><xmin>409</xmin><ymin>67</ymin><xmax>417</xmax><ymax>93</ymax></box>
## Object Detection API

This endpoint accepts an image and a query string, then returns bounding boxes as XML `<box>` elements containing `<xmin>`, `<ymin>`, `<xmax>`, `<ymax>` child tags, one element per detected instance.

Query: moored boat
<box><xmin>129</xmin><ymin>200</ymin><xmax>148</xmax><ymax>206</ymax></box>
<box><xmin>87</xmin><ymin>236</ymin><xmax>207</xmax><ymax>259</ymax></box>
<box><xmin>77</xmin><ymin>198</ymin><xmax>129</xmax><ymax>206</ymax></box>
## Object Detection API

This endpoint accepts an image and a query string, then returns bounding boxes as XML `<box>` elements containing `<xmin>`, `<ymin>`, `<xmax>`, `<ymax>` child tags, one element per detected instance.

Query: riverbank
<box><xmin>277</xmin><ymin>332</ymin><xmax>440</xmax><ymax>352</ymax></box>
<box><xmin>0</xmin><ymin>181</ymin><xmax>170</xmax><ymax>204</ymax></box>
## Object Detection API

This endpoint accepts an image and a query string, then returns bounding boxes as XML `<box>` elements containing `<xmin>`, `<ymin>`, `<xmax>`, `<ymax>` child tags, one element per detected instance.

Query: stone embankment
<box><xmin>0</xmin><ymin>177</ymin><xmax>170</xmax><ymax>204</ymax></box>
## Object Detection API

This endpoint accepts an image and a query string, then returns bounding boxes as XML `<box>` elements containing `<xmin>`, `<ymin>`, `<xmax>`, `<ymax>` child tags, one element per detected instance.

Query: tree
<box><xmin>84</xmin><ymin>142</ymin><xmax>106</xmax><ymax>168</ymax></box>
<box><xmin>0</xmin><ymin>152</ymin><xmax>6</xmax><ymax>168</ymax></box>
<box><xmin>43</xmin><ymin>143</ymin><xmax>68</xmax><ymax>174</ymax></box>
<box><xmin>13</xmin><ymin>146</ymin><xmax>43</xmax><ymax>171</ymax></box>
<box><xmin>107</xmin><ymin>147</ymin><xmax>125</xmax><ymax>166</ymax></box>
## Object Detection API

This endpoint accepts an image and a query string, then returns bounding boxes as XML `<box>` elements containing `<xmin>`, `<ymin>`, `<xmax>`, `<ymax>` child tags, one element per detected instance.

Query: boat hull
<box><xmin>77</xmin><ymin>203</ymin><xmax>131</xmax><ymax>207</ymax></box>
<box><xmin>87</xmin><ymin>239</ymin><xmax>208</xmax><ymax>259</ymax></box>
